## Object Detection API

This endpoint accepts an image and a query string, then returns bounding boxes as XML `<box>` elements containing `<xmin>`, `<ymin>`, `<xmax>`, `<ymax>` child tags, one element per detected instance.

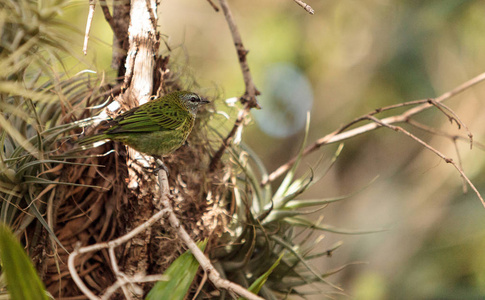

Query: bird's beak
<box><xmin>201</xmin><ymin>98</ymin><xmax>210</xmax><ymax>104</ymax></box>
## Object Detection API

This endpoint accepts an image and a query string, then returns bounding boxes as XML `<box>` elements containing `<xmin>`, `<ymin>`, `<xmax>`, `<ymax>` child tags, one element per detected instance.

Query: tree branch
<box><xmin>157</xmin><ymin>170</ymin><xmax>264</xmax><ymax>300</ymax></box>
<box><xmin>210</xmin><ymin>0</ymin><xmax>261</xmax><ymax>171</ymax></box>
<box><xmin>83</xmin><ymin>0</ymin><xmax>96</xmax><ymax>55</ymax></box>
<box><xmin>365</xmin><ymin>115</ymin><xmax>484</xmax><ymax>207</ymax></box>
<box><xmin>205</xmin><ymin>0</ymin><xmax>220</xmax><ymax>12</ymax></box>
<box><xmin>264</xmin><ymin>71</ymin><xmax>485</xmax><ymax>185</ymax></box>
<box><xmin>99</xmin><ymin>0</ymin><xmax>115</xmax><ymax>31</ymax></box>
<box><xmin>293</xmin><ymin>0</ymin><xmax>314</xmax><ymax>15</ymax></box>
<box><xmin>218</xmin><ymin>0</ymin><xmax>260</xmax><ymax>109</ymax></box>
<box><xmin>68</xmin><ymin>208</ymin><xmax>169</xmax><ymax>299</ymax></box>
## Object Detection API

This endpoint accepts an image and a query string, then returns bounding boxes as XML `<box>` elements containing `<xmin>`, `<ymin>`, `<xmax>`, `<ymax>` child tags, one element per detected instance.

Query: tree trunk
<box><xmin>113</xmin><ymin>0</ymin><xmax>162</xmax><ymax>296</ymax></box>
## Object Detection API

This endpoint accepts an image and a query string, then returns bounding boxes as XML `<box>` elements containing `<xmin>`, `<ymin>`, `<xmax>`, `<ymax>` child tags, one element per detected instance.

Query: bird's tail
<box><xmin>78</xmin><ymin>133</ymin><xmax>110</xmax><ymax>145</ymax></box>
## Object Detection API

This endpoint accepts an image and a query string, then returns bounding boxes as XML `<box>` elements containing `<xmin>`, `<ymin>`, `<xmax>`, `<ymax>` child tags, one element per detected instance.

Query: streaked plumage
<box><xmin>79</xmin><ymin>91</ymin><xmax>209</xmax><ymax>156</ymax></box>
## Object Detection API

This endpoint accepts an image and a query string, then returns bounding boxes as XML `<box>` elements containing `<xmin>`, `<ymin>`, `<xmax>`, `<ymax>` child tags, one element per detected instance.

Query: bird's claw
<box><xmin>150</xmin><ymin>158</ymin><xmax>169</xmax><ymax>177</ymax></box>
<box><xmin>144</xmin><ymin>165</ymin><xmax>169</xmax><ymax>176</ymax></box>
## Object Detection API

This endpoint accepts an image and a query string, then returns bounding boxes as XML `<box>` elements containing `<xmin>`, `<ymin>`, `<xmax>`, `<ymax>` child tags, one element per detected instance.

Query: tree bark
<box><xmin>114</xmin><ymin>0</ymin><xmax>162</xmax><ymax>297</ymax></box>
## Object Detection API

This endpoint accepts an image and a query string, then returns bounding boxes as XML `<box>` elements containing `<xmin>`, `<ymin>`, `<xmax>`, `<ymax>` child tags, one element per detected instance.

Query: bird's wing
<box><xmin>107</xmin><ymin>101</ymin><xmax>189</xmax><ymax>134</ymax></box>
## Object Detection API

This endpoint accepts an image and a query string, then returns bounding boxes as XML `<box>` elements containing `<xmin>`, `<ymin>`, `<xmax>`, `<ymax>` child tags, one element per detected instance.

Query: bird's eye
<box><xmin>188</xmin><ymin>95</ymin><xmax>199</xmax><ymax>102</ymax></box>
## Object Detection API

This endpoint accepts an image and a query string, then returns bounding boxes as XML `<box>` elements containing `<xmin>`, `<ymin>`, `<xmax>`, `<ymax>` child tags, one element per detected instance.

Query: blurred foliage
<box><xmin>0</xmin><ymin>0</ymin><xmax>109</xmax><ymax>275</ymax></box>
<box><xmin>0</xmin><ymin>224</ymin><xmax>49</xmax><ymax>300</ymax></box>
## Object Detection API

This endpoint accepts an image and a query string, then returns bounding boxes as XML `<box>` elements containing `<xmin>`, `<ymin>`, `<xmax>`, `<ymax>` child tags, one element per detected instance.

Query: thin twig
<box><xmin>205</xmin><ymin>0</ymin><xmax>220</xmax><ymax>12</ymax></box>
<box><xmin>218</xmin><ymin>0</ymin><xmax>260</xmax><ymax>108</ymax></box>
<box><xmin>407</xmin><ymin>119</ymin><xmax>485</xmax><ymax>151</ymax></box>
<box><xmin>452</xmin><ymin>137</ymin><xmax>468</xmax><ymax>194</ymax></box>
<box><xmin>68</xmin><ymin>244</ymin><xmax>98</xmax><ymax>300</ymax></box>
<box><xmin>101</xmin><ymin>274</ymin><xmax>167</xmax><ymax>300</ymax></box>
<box><xmin>365</xmin><ymin>115</ymin><xmax>484</xmax><ymax>207</ymax></box>
<box><xmin>293</xmin><ymin>0</ymin><xmax>315</xmax><ymax>14</ymax></box>
<box><xmin>210</xmin><ymin>0</ymin><xmax>261</xmax><ymax>171</ymax></box>
<box><xmin>83</xmin><ymin>0</ymin><xmax>96</xmax><ymax>55</ymax></box>
<box><xmin>157</xmin><ymin>170</ymin><xmax>264</xmax><ymax>300</ymax></box>
<box><xmin>370</xmin><ymin>99</ymin><xmax>429</xmax><ymax>115</ymax></box>
<box><xmin>427</xmin><ymin>98</ymin><xmax>473</xmax><ymax>147</ymax></box>
<box><xmin>99</xmin><ymin>0</ymin><xmax>115</xmax><ymax>31</ymax></box>
<box><xmin>68</xmin><ymin>208</ymin><xmax>169</xmax><ymax>299</ymax></box>
<box><xmin>264</xmin><ymin>71</ymin><xmax>485</xmax><ymax>185</ymax></box>
<box><xmin>108</xmin><ymin>247</ymin><xmax>132</xmax><ymax>299</ymax></box>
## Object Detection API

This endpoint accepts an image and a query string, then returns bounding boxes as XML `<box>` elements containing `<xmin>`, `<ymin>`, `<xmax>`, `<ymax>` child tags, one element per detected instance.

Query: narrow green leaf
<box><xmin>25</xmin><ymin>194</ymin><xmax>67</xmax><ymax>253</ymax></box>
<box><xmin>0</xmin><ymin>115</ymin><xmax>39</xmax><ymax>160</ymax></box>
<box><xmin>22</xmin><ymin>176</ymin><xmax>106</xmax><ymax>189</ymax></box>
<box><xmin>240</xmin><ymin>142</ymin><xmax>272</xmax><ymax>206</ymax></box>
<box><xmin>285</xmin><ymin>175</ymin><xmax>378</xmax><ymax>209</ymax></box>
<box><xmin>0</xmin><ymin>224</ymin><xmax>49</xmax><ymax>300</ymax></box>
<box><xmin>146</xmin><ymin>240</ymin><xmax>207</xmax><ymax>300</ymax></box>
<box><xmin>239</xmin><ymin>253</ymin><xmax>284</xmax><ymax>300</ymax></box>
<box><xmin>274</xmin><ymin>169</ymin><xmax>314</xmax><ymax>209</ymax></box>
<box><xmin>271</xmin><ymin>235</ymin><xmax>341</xmax><ymax>290</ymax></box>
<box><xmin>287</xmin><ymin>217</ymin><xmax>387</xmax><ymax>235</ymax></box>
<box><xmin>228</xmin><ymin>147</ymin><xmax>263</xmax><ymax>212</ymax></box>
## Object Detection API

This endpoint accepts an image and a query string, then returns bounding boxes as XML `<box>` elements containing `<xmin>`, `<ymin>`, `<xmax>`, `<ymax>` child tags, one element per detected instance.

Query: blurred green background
<box><xmin>62</xmin><ymin>0</ymin><xmax>485</xmax><ymax>298</ymax></box>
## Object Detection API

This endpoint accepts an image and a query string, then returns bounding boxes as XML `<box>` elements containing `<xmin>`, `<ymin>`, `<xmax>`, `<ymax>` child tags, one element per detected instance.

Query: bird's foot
<box><xmin>144</xmin><ymin>158</ymin><xmax>169</xmax><ymax>177</ymax></box>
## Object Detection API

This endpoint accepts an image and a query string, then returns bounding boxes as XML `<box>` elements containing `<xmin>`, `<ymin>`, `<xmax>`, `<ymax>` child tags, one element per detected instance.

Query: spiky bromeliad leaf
<box><xmin>285</xmin><ymin>175</ymin><xmax>379</xmax><ymax>209</ymax></box>
<box><xmin>270</xmin><ymin>235</ymin><xmax>341</xmax><ymax>290</ymax></box>
<box><xmin>0</xmin><ymin>224</ymin><xmax>49</xmax><ymax>300</ymax></box>
<box><xmin>146</xmin><ymin>240</ymin><xmax>207</xmax><ymax>300</ymax></box>
<box><xmin>238</xmin><ymin>253</ymin><xmax>284</xmax><ymax>300</ymax></box>
<box><xmin>286</xmin><ymin>217</ymin><xmax>386</xmax><ymax>235</ymax></box>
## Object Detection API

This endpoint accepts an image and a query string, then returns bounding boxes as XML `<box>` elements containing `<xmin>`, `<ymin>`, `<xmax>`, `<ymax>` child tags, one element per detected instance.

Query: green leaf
<box><xmin>24</xmin><ymin>193</ymin><xmax>67</xmax><ymax>253</ymax></box>
<box><xmin>239</xmin><ymin>253</ymin><xmax>284</xmax><ymax>300</ymax></box>
<box><xmin>0</xmin><ymin>224</ymin><xmax>49</xmax><ymax>300</ymax></box>
<box><xmin>146</xmin><ymin>240</ymin><xmax>207</xmax><ymax>300</ymax></box>
<box><xmin>286</xmin><ymin>217</ymin><xmax>387</xmax><ymax>235</ymax></box>
<box><xmin>285</xmin><ymin>175</ymin><xmax>379</xmax><ymax>209</ymax></box>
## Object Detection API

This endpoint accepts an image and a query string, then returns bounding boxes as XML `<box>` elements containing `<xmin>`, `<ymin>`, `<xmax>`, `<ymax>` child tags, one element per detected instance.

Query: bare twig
<box><xmin>264</xmin><ymin>71</ymin><xmax>485</xmax><ymax>185</ymax></box>
<box><xmin>293</xmin><ymin>0</ymin><xmax>315</xmax><ymax>15</ymax></box>
<box><xmin>205</xmin><ymin>0</ymin><xmax>220</xmax><ymax>12</ymax></box>
<box><xmin>218</xmin><ymin>0</ymin><xmax>260</xmax><ymax>108</ymax></box>
<box><xmin>99</xmin><ymin>0</ymin><xmax>115</xmax><ymax>31</ymax></box>
<box><xmin>157</xmin><ymin>170</ymin><xmax>264</xmax><ymax>300</ymax></box>
<box><xmin>370</xmin><ymin>99</ymin><xmax>430</xmax><ymax>115</ymax></box>
<box><xmin>452</xmin><ymin>137</ymin><xmax>468</xmax><ymax>194</ymax></box>
<box><xmin>68</xmin><ymin>208</ymin><xmax>169</xmax><ymax>299</ymax></box>
<box><xmin>210</xmin><ymin>0</ymin><xmax>260</xmax><ymax>171</ymax></box>
<box><xmin>427</xmin><ymin>98</ymin><xmax>473</xmax><ymax>147</ymax></box>
<box><xmin>83</xmin><ymin>0</ymin><xmax>96</xmax><ymax>55</ymax></box>
<box><xmin>101</xmin><ymin>274</ymin><xmax>167</xmax><ymax>300</ymax></box>
<box><xmin>407</xmin><ymin>119</ymin><xmax>485</xmax><ymax>151</ymax></box>
<box><xmin>365</xmin><ymin>115</ymin><xmax>484</xmax><ymax>208</ymax></box>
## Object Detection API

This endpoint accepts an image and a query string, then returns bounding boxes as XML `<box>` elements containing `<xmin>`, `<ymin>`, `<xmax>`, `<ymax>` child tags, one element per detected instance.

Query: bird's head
<box><xmin>178</xmin><ymin>91</ymin><xmax>210</xmax><ymax>116</ymax></box>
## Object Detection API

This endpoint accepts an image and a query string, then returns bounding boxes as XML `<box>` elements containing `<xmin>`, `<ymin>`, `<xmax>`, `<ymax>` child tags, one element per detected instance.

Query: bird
<box><xmin>79</xmin><ymin>91</ymin><xmax>209</xmax><ymax>171</ymax></box>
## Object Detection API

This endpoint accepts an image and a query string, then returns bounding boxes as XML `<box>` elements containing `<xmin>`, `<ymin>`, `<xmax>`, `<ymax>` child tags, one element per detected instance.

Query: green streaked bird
<box><xmin>79</xmin><ymin>91</ymin><xmax>209</xmax><ymax>158</ymax></box>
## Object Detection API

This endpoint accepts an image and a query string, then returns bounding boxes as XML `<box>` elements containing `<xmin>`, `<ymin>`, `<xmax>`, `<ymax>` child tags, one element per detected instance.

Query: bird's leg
<box><xmin>154</xmin><ymin>157</ymin><xmax>170</xmax><ymax>176</ymax></box>
<box><xmin>130</xmin><ymin>154</ymin><xmax>169</xmax><ymax>176</ymax></box>
<box><xmin>140</xmin><ymin>156</ymin><xmax>170</xmax><ymax>176</ymax></box>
